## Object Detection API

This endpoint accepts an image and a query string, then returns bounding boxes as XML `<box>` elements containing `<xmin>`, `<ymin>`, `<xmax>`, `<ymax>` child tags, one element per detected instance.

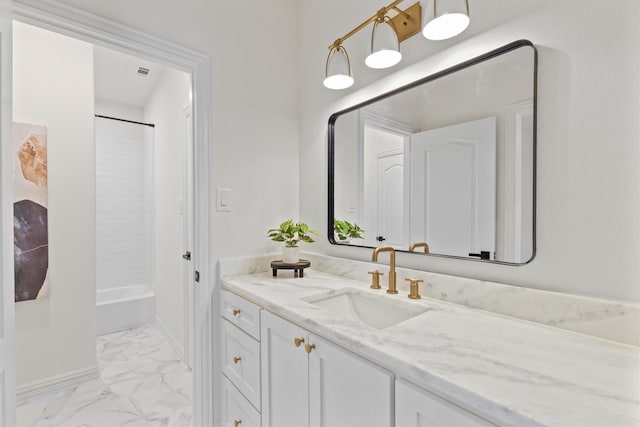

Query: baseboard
<box><xmin>17</xmin><ymin>365</ymin><xmax>100</xmax><ymax>404</ymax></box>
<box><xmin>155</xmin><ymin>315</ymin><xmax>185</xmax><ymax>362</ymax></box>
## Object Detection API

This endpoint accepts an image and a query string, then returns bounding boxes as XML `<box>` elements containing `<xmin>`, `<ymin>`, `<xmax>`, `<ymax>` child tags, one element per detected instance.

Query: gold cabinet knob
<box><xmin>233</xmin><ymin>356</ymin><xmax>241</xmax><ymax>364</ymax></box>
<box><xmin>305</xmin><ymin>343</ymin><xmax>316</xmax><ymax>353</ymax></box>
<box><xmin>234</xmin><ymin>420</ymin><xmax>242</xmax><ymax>427</ymax></box>
<box><xmin>368</xmin><ymin>270</ymin><xmax>383</xmax><ymax>289</ymax></box>
<box><xmin>405</xmin><ymin>278</ymin><xmax>424</xmax><ymax>299</ymax></box>
<box><xmin>294</xmin><ymin>337</ymin><xmax>305</xmax><ymax>347</ymax></box>
<box><xmin>232</xmin><ymin>308</ymin><xmax>241</xmax><ymax>316</ymax></box>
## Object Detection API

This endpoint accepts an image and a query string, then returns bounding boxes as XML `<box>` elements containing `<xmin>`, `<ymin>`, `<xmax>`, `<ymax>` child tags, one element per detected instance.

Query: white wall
<box><xmin>50</xmin><ymin>0</ymin><xmax>640</xmax><ymax>304</ymax></box>
<box><xmin>144</xmin><ymin>68</ymin><xmax>190</xmax><ymax>352</ymax></box>
<box><xmin>58</xmin><ymin>0</ymin><xmax>301</xmax><ymax>259</ymax></box>
<box><xmin>13</xmin><ymin>21</ymin><xmax>97</xmax><ymax>386</ymax></box>
<box><xmin>95</xmin><ymin>101</ymin><xmax>152</xmax><ymax>292</ymax></box>
<box><xmin>298</xmin><ymin>0</ymin><xmax>640</xmax><ymax>302</ymax></box>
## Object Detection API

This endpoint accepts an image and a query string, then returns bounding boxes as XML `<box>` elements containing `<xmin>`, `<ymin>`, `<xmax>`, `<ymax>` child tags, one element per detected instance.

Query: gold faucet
<box><xmin>409</xmin><ymin>242</ymin><xmax>430</xmax><ymax>253</ymax></box>
<box><xmin>371</xmin><ymin>246</ymin><xmax>397</xmax><ymax>294</ymax></box>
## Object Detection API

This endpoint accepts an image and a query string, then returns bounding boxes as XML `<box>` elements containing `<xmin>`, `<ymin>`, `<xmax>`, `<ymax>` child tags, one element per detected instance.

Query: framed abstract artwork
<box><xmin>14</xmin><ymin>122</ymin><xmax>49</xmax><ymax>302</ymax></box>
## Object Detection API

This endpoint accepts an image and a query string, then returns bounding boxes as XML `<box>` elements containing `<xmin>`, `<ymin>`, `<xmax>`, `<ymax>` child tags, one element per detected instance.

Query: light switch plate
<box><xmin>216</xmin><ymin>188</ymin><xmax>232</xmax><ymax>212</ymax></box>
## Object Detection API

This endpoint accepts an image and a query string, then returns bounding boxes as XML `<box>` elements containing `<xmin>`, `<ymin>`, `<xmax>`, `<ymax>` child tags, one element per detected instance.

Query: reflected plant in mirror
<box><xmin>334</xmin><ymin>219</ymin><xmax>365</xmax><ymax>244</ymax></box>
<box><xmin>328</xmin><ymin>40</ymin><xmax>537</xmax><ymax>264</ymax></box>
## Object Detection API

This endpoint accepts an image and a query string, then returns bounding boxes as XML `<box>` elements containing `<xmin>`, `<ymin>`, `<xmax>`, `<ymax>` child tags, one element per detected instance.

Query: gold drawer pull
<box><xmin>234</xmin><ymin>420</ymin><xmax>242</xmax><ymax>427</ymax></box>
<box><xmin>232</xmin><ymin>309</ymin><xmax>241</xmax><ymax>316</ymax></box>
<box><xmin>233</xmin><ymin>356</ymin><xmax>241</xmax><ymax>364</ymax></box>
<box><xmin>294</xmin><ymin>337</ymin><xmax>305</xmax><ymax>347</ymax></box>
<box><xmin>305</xmin><ymin>343</ymin><xmax>316</xmax><ymax>353</ymax></box>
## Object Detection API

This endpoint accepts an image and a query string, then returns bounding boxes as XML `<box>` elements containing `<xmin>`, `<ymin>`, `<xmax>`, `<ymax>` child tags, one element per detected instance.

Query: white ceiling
<box><xmin>94</xmin><ymin>45</ymin><xmax>166</xmax><ymax>108</ymax></box>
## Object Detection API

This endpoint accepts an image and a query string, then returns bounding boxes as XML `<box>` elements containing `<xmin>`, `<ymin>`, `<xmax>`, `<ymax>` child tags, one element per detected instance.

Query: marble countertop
<box><xmin>223</xmin><ymin>269</ymin><xmax>640</xmax><ymax>427</ymax></box>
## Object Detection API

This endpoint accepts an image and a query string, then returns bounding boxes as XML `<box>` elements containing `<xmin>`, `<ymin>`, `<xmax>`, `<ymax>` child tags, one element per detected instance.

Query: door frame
<box><xmin>503</xmin><ymin>100</ymin><xmax>534</xmax><ymax>263</ymax></box>
<box><xmin>8</xmin><ymin>1</ymin><xmax>214</xmax><ymax>425</ymax></box>
<box><xmin>0</xmin><ymin>1</ymin><xmax>16</xmax><ymax>425</ymax></box>
<box><xmin>358</xmin><ymin>110</ymin><xmax>414</xmax><ymax>246</ymax></box>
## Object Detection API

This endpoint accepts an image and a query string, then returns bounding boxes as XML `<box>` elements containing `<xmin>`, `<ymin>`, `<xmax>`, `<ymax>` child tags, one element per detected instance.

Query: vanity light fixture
<box><xmin>323</xmin><ymin>0</ymin><xmax>422</xmax><ymax>90</ymax></box>
<box><xmin>324</xmin><ymin>44</ymin><xmax>354</xmax><ymax>90</ymax></box>
<box><xmin>422</xmin><ymin>0</ymin><xmax>470</xmax><ymax>41</ymax></box>
<box><xmin>365</xmin><ymin>14</ymin><xmax>401</xmax><ymax>69</ymax></box>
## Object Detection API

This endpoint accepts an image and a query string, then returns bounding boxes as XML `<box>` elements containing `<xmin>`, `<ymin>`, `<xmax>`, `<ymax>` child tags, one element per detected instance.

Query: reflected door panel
<box><xmin>410</xmin><ymin>117</ymin><xmax>496</xmax><ymax>258</ymax></box>
<box><xmin>362</xmin><ymin>126</ymin><xmax>406</xmax><ymax>247</ymax></box>
<box><xmin>377</xmin><ymin>152</ymin><xmax>405</xmax><ymax>248</ymax></box>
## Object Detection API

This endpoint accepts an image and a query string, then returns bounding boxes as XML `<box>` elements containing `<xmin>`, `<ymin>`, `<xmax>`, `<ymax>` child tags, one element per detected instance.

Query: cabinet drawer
<box><xmin>222</xmin><ymin>290</ymin><xmax>261</xmax><ymax>339</ymax></box>
<box><xmin>396</xmin><ymin>379</ymin><xmax>494</xmax><ymax>426</ymax></box>
<box><xmin>222</xmin><ymin>319</ymin><xmax>261</xmax><ymax>410</ymax></box>
<box><xmin>222</xmin><ymin>375</ymin><xmax>261</xmax><ymax>427</ymax></box>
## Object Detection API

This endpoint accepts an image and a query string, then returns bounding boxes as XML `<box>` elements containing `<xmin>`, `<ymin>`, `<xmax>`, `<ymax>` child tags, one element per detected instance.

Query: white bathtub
<box><xmin>96</xmin><ymin>285</ymin><xmax>155</xmax><ymax>336</ymax></box>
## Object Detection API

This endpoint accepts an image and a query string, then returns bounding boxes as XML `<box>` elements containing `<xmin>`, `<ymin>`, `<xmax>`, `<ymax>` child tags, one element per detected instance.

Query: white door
<box><xmin>362</xmin><ymin>125</ymin><xmax>406</xmax><ymax>247</ymax></box>
<box><xmin>261</xmin><ymin>311</ymin><xmax>309</xmax><ymax>427</ymax></box>
<box><xmin>182</xmin><ymin>105</ymin><xmax>194</xmax><ymax>369</ymax></box>
<box><xmin>376</xmin><ymin>150</ymin><xmax>406</xmax><ymax>248</ymax></box>
<box><xmin>0</xmin><ymin>7</ymin><xmax>15</xmax><ymax>426</ymax></box>
<box><xmin>410</xmin><ymin>117</ymin><xmax>496</xmax><ymax>258</ymax></box>
<box><xmin>308</xmin><ymin>334</ymin><xmax>393</xmax><ymax>427</ymax></box>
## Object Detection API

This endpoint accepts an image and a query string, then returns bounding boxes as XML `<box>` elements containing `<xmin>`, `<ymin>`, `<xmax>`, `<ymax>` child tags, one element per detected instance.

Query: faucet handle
<box><xmin>405</xmin><ymin>278</ymin><xmax>424</xmax><ymax>299</ymax></box>
<box><xmin>368</xmin><ymin>270</ymin><xmax>384</xmax><ymax>289</ymax></box>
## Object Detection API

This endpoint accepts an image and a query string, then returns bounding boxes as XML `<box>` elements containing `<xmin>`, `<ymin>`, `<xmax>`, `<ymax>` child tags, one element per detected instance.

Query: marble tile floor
<box><xmin>17</xmin><ymin>326</ymin><xmax>192</xmax><ymax>427</ymax></box>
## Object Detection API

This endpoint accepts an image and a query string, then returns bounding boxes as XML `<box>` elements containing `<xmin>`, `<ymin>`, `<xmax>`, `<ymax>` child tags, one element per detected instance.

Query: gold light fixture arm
<box><xmin>327</xmin><ymin>0</ymin><xmax>415</xmax><ymax>50</ymax></box>
<box><xmin>391</xmin><ymin>6</ymin><xmax>410</xmax><ymax>18</ymax></box>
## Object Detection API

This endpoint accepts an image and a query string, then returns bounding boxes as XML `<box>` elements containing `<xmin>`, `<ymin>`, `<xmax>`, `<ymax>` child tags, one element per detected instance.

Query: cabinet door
<box><xmin>395</xmin><ymin>379</ymin><xmax>494</xmax><ymax>427</ymax></box>
<box><xmin>261</xmin><ymin>311</ymin><xmax>309</xmax><ymax>427</ymax></box>
<box><xmin>308</xmin><ymin>334</ymin><xmax>393</xmax><ymax>427</ymax></box>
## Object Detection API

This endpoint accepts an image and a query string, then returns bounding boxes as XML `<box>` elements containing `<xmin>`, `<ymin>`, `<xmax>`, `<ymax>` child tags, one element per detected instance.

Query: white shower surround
<box><xmin>94</xmin><ymin>107</ymin><xmax>155</xmax><ymax>337</ymax></box>
<box><xmin>96</xmin><ymin>285</ymin><xmax>155</xmax><ymax>336</ymax></box>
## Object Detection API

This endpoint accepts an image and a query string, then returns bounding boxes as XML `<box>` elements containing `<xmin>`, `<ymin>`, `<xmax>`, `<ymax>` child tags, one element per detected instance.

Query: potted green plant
<box><xmin>268</xmin><ymin>219</ymin><xmax>318</xmax><ymax>263</ymax></box>
<box><xmin>333</xmin><ymin>219</ymin><xmax>364</xmax><ymax>243</ymax></box>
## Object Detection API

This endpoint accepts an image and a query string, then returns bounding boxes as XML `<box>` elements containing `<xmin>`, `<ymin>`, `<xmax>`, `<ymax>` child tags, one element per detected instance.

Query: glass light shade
<box><xmin>423</xmin><ymin>0</ymin><xmax>470</xmax><ymax>41</ymax></box>
<box><xmin>365</xmin><ymin>19</ymin><xmax>401</xmax><ymax>69</ymax></box>
<box><xmin>324</xmin><ymin>46</ymin><xmax>354</xmax><ymax>90</ymax></box>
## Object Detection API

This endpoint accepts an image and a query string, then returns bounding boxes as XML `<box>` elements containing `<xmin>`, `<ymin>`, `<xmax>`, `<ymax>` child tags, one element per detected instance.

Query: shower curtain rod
<box><xmin>95</xmin><ymin>114</ymin><xmax>155</xmax><ymax>128</ymax></box>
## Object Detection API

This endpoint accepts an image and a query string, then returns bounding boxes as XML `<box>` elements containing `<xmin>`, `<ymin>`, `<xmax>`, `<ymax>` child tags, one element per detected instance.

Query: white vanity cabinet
<box><xmin>222</xmin><ymin>289</ymin><xmax>493</xmax><ymax>427</ymax></box>
<box><xmin>395</xmin><ymin>379</ymin><xmax>495</xmax><ymax>427</ymax></box>
<box><xmin>261</xmin><ymin>310</ymin><xmax>394</xmax><ymax>427</ymax></box>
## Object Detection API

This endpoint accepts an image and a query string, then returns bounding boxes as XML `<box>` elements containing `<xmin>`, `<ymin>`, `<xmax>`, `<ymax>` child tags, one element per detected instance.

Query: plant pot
<box><xmin>282</xmin><ymin>246</ymin><xmax>300</xmax><ymax>264</ymax></box>
<box><xmin>335</xmin><ymin>236</ymin><xmax>351</xmax><ymax>244</ymax></box>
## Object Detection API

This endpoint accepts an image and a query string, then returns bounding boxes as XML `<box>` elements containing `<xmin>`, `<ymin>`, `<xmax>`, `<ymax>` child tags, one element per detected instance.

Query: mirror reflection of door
<box><xmin>503</xmin><ymin>101</ymin><xmax>534</xmax><ymax>263</ymax></box>
<box><xmin>375</xmin><ymin>149</ymin><xmax>405</xmax><ymax>248</ymax></box>
<box><xmin>360</xmin><ymin>115</ymin><xmax>413</xmax><ymax>248</ymax></box>
<box><xmin>410</xmin><ymin>117</ymin><xmax>496</xmax><ymax>258</ymax></box>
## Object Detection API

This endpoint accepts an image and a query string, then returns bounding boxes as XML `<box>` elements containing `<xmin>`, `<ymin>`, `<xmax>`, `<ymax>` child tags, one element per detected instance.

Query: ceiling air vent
<box><xmin>137</xmin><ymin>66</ymin><xmax>150</xmax><ymax>76</ymax></box>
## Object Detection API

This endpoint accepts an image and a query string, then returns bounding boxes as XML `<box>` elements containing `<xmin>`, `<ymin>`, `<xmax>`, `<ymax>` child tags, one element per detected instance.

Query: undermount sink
<box><xmin>304</xmin><ymin>288</ymin><xmax>429</xmax><ymax>329</ymax></box>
